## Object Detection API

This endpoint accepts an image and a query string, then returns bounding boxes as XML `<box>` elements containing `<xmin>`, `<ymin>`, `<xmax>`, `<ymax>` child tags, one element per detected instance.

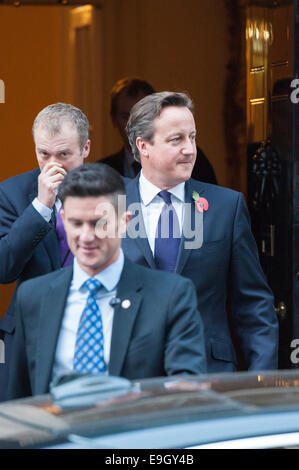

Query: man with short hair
<box><xmin>7</xmin><ymin>163</ymin><xmax>206</xmax><ymax>399</ymax></box>
<box><xmin>0</xmin><ymin>103</ymin><xmax>90</xmax><ymax>400</ymax></box>
<box><xmin>100</xmin><ymin>77</ymin><xmax>217</xmax><ymax>183</ymax></box>
<box><xmin>122</xmin><ymin>91</ymin><xmax>279</xmax><ymax>373</ymax></box>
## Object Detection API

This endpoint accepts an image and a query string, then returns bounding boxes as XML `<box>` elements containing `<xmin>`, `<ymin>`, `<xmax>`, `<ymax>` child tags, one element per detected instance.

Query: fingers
<box><xmin>37</xmin><ymin>162</ymin><xmax>67</xmax><ymax>208</ymax></box>
<box><xmin>41</xmin><ymin>161</ymin><xmax>67</xmax><ymax>178</ymax></box>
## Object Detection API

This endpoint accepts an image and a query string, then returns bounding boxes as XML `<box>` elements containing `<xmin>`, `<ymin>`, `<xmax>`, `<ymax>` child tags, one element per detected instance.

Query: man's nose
<box><xmin>80</xmin><ymin>224</ymin><xmax>95</xmax><ymax>241</ymax></box>
<box><xmin>182</xmin><ymin>138</ymin><xmax>195</xmax><ymax>154</ymax></box>
<box><xmin>48</xmin><ymin>156</ymin><xmax>60</xmax><ymax>165</ymax></box>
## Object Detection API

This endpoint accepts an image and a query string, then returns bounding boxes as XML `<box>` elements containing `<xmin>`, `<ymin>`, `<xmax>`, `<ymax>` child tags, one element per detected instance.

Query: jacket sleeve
<box><xmin>229</xmin><ymin>192</ymin><xmax>279</xmax><ymax>370</ymax></box>
<box><xmin>0</xmin><ymin>184</ymin><xmax>52</xmax><ymax>283</ymax></box>
<box><xmin>164</xmin><ymin>276</ymin><xmax>207</xmax><ymax>375</ymax></box>
<box><xmin>6</xmin><ymin>284</ymin><xmax>32</xmax><ymax>400</ymax></box>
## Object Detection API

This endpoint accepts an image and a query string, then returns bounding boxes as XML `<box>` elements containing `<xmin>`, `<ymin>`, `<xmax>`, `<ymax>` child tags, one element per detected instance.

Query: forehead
<box><xmin>63</xmin><ymin>195</ymin><xmax>115</xmax><ymax>216</ymax></box>
<box><xmin>34</xmin><ymin>120</ymin><xmax>80</xmax><ymax>146</ymax></box>
<box><xmin>116</xmin><ymin>90</ymin><xmax>148</xmax><ymax>114</ymax></box>
<box><xmin>153</xmin><ymin>106</ymin><xmax>196</xmax><ymax>135</ymax></box>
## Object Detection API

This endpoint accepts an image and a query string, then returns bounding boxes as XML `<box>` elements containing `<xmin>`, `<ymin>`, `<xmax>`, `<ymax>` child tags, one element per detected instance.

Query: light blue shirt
<box><xmin>139</xmin><ymin>171</ymin><xmax>185</xmax><ymax>254</ymax></box>
<box><xmin>32</xmin><ymin>197</ymin><xmax>61</xmax><ymax>222</ymax></box>
<box><xmin>52</xmin><ymin>249</ymin><xmax>125</xmax><ymax>381</ymax></box>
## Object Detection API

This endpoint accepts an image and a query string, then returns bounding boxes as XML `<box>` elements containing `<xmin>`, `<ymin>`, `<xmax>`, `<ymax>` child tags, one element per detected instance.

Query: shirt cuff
<box><xmin>32</xmin><ymin>197</ymin><xmax>53</xmax><ymax>222</ymax></box>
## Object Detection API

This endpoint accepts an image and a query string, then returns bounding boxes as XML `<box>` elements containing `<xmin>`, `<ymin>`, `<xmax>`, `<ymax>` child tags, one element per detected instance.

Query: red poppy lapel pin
<box><xmin>192</xmin><ymin>191</ymin><xmax>209</xmax><ymax>213</ymax></box>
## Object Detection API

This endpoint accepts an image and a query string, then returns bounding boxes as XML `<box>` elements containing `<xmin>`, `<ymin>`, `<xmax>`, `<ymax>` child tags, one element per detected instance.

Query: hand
<box><xmin>37</xmin><ymin>162</ymin><xmax>67</xmax><ymax>208</ymax></box>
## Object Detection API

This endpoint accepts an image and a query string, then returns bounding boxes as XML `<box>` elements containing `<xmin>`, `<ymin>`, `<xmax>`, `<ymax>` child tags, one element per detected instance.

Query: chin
<box><xmin>176</xmin><ymin>171</ymin><xmax>192</xmax><ymax>183</ymax></box>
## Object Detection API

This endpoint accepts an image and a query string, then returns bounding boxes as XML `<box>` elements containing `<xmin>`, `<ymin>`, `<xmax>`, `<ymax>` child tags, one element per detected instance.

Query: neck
<box><xmin>141</xmin><ymin>169</ymin><xmax>180</xmax><ymax>191</ymax></box>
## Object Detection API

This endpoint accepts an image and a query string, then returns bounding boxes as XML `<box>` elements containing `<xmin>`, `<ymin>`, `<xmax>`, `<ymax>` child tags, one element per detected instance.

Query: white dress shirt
<box><xmin>138</xmin><ymin>171</ymin><xmax>185</xmax><ymax>254</ymax></box>
<box><xmin>52</xmin><ymin>249</ymin><xmax>125</xmax><ymax>381</ymax></box>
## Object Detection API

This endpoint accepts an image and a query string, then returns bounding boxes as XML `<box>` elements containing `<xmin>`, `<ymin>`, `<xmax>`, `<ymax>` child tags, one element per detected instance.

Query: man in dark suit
<box><xmin>7</xmin><ymin>163</ymin><xmax>206</xmax><ymax>399</ymax></box>
<box><xmin>99</xmin><ymin>77</ymin><xmax>217</xmax><ymax>184</ymax></box>
<box><xmin>0</xmin><ymin>103</ymin><xmax>91</xmax><ymax>401</ymax></box>
<box><xmin>122</xmin><ymin>91</ymin><xmax>279</xmax><ymax>373</ymax></box>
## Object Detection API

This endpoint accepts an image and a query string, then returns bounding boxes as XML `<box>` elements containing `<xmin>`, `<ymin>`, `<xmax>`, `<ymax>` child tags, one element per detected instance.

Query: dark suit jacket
<box><xmin>7</xmin><ymin>259</ymin><xmax>206</xmax><ymax>399</ymax></box>
<box><xmin>0</xmin><ymin>169</ymin><xmax>61</xmax><ymax>401</ymax></box>
<box><xmin>122</xmin><ymin>176</ymin><xmax>279</xmax><ymax>373</ymax></box>
<box><xmin>100</xmin><ymin>146</ymin><xmax>218</xmax><ymax>184</ymax></box>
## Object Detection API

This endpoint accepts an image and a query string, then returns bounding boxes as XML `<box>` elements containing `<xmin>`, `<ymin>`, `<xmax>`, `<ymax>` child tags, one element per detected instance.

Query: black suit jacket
<box><xmin>0</xmin><ymin>169</ymin><xmax>61</xmax><ymax>401</ymax></box>
<box><xmin>100</xmin><ymin>146</ymin><xmax>218</xmax><ymax>184</ymax></box>
<box><xmin>7</xmin><ymin>259</ymin><xmax>207</xmax><ymax>399</ymax></box>
<box><xmin>122</xmin><ymin>176</ymin><xmax>278</xmax><ymax>373</ymax></box>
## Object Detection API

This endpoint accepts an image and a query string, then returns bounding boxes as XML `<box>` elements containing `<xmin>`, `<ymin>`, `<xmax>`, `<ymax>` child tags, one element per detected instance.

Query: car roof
<box><xmin>2</xmin><ymin>370</ymin><xmax>299</xmax><ymax>448</ymax></box>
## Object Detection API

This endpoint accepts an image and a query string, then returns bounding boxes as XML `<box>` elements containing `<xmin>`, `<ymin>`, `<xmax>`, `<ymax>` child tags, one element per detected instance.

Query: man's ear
<box><xmin>119</xmin><ymin>211</ymin><xmax>132</xmax><ymax>236</ymax></box>
<box><xmin>136</xmin><ymin>137</ymin><xmax>150</xmax><ymax>158</ymax></box>
<box><xmin>82</xmin><ymin>139</ymin><xmax>91</xmax><ymax>160</ymax></box>
<box><xmin>60</xmin><ymin>207</ymin><xmax>65</xmax><ymax>223</ymax></box>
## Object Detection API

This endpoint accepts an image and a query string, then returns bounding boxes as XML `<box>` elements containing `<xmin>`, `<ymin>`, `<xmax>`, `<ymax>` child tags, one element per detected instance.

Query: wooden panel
<box><xmin>246</xmin><ymin>6</ymin><xmax>269</xmax><ymax>143</ymax></box>
<box><xmin>249</xmin><ymin>99</ymin><xmax>266</xmax><ymax>141</ymax></box>
<box><xmin>67</xmin><ymin>5</ymin><xmax>103</xmax><ymax>161</ymax></box>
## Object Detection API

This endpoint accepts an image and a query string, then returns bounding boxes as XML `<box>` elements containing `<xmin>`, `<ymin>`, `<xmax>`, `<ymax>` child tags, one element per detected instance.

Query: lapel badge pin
<box><xmin>192</xmin><ymin>191</ymin><xmax>209</xmax><ymax>213</ymax></box>
<box><xmin>121</xmin><ymin>299</ymin><xmax>131</xmax><ymax>309</ymax></box>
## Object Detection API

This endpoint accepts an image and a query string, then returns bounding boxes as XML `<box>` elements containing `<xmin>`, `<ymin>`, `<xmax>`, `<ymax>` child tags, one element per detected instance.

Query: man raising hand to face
<box><xmin>0</xmin><ymin>103</ymin><xmax>90</xmax><ymax>401</ymax></box>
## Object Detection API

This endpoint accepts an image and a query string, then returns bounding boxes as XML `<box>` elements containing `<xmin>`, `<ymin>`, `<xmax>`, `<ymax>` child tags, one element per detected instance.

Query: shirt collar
<box><xmin>72</xmin><ymin>249</ymin><xmax>125</xmax><ymax>292</ymax></box>
<box><xmin>139</xmin><ymin>171</ymin><xmax>185</xmax><ymax>206</ymax></box>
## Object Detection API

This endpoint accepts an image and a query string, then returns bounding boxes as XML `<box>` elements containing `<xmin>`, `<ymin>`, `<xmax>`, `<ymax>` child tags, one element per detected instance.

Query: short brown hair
<box><xmin>126</xmin><ymin>91</ymin><xmax>194</xmax><ymax>162</ymax></box>
<box><xmin>110</xmin><ymin>77</ymin><xmax>155</xmax><ymax>118</ymax></box>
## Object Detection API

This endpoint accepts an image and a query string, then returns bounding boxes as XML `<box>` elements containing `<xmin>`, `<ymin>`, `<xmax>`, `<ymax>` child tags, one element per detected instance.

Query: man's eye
<box><xmin>171</xmin><ymin>137</ymin><xmax>180</xmax><ymax>142</ymax></box>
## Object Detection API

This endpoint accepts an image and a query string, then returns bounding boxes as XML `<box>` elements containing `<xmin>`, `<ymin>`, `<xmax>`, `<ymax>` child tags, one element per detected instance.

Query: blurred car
<box><xmin>2</xmin><ymin>370</ymin><xmax>299</xmax><ymax>449</ymax></box>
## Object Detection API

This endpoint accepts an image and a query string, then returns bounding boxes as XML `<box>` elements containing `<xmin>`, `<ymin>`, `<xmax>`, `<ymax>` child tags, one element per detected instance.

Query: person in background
<box><xmin>99</xmin><ymin>77</ymin><xmax>217</xmax><ymax>184</ymax></box>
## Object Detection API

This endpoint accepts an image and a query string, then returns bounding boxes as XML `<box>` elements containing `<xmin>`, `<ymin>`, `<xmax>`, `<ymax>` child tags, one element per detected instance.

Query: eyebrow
<box><xmin>68</xmin><ymin>217</ymin><xmax>101</xmax><ymax>223</ymax></box>
<box><xmin>167</xmin><ymin>130</ymin><xmax>196</xmax><ymax>138</ymax></box>
<box><xmin>37</xmin><ymin>146</ymin><xmax>72</xmax><ymax>153</ymax></box>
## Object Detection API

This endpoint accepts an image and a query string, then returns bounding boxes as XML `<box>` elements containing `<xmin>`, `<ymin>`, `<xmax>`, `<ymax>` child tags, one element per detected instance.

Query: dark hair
<box><xmin>110</xmin><ymin>77</ymin><xmax>155</xmax><ymax>118</ymax></box>
<box><xmin>126</xmin><ymin>91</ymin><xmax>194</xmax><ymax>162</ymax></box>
<box><xmin>58</xmin><ymin>163</ymin><xmax>126</xmax><ymax>211</ymax></box>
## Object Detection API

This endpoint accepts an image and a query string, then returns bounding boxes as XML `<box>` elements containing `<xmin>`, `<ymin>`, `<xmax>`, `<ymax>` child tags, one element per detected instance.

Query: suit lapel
<box><xmin>175</xmin><ymin>179</ymin><xmax>205</xmax><ymax>274</ymax></box>
<box><xmin>125</xmin><ymin>177</ymin><xmax>156</xmax><ymax>268</ymax></box>
<box><xmin>109</xmin><ymin>260</ymin><xmax>143</xmax><ymax>376</ymax></box>
<box><xmin>35</xmin><ymin>267</ymin><xmax>73</xmax><ymax>394</ymax></box>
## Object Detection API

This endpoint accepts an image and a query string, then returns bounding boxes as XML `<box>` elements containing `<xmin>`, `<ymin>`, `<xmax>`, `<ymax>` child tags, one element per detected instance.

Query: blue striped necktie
<box><xmin>73</xmin><ymin>278</ymin><xmax>106</xmax><ymax>374</ymax></box>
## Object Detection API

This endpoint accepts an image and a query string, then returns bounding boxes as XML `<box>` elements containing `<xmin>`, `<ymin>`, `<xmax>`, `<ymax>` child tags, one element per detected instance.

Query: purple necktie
<box><xmin>154</xmin><ymin>191</ymin><xmax>180</xmax><ymax>272</ymax></box>
<box><xmin>55</xmin><ymin>207</ymin><xmax>73</xmax><ymax>267</ymax></box>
